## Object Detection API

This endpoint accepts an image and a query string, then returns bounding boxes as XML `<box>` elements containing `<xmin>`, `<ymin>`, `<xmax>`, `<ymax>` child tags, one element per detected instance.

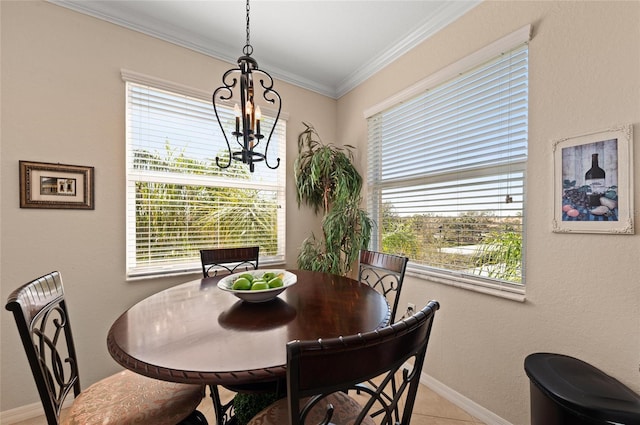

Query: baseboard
<box><xmin>0</xmin><ymin>398</ymin><xmax>73</xmax><ymax>424</ymax></box>
<box><xmin>1</xmin><ymin>401</ymin><xmax>45</xmax><ymax>424</ymax></box>
<box><xmin>420</xmin><ymin>372</ymin><xmax>514</xmax><ymax>425</ymax></box>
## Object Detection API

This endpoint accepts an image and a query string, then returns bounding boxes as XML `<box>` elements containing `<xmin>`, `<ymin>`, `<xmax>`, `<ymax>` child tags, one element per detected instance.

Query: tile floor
<box><xmin>12</xmin><ymin>383</ymin><xmax>486</xmax><ymax>425</ymax></box>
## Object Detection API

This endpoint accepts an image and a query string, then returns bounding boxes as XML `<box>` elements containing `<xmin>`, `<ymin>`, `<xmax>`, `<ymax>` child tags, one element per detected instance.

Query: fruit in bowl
<box><xmin>231</xmin><ymin>272</ymin><xmax>285</xmax><ymax>291</ymax></box>
<box><xmin>218</xmin><ymin>270</ymin><xmax>296</xmax><ymax>303</ymax></box>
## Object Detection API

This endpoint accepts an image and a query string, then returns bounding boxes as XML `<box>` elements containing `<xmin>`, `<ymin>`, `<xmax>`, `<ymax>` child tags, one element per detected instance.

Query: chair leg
<box><xmin>209</xmin><ymin>384</ymin><xmax>236</xmax><ymax>425</ymax></box>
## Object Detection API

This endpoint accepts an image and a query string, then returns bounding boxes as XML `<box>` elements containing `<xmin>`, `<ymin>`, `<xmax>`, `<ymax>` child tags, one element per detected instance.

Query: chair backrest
<box><xmin>200</xmin><ymin>246</ymin><xmax>260</xmax><ymax>278</ymax></box>
<box><xmin>358</xmin><ymin>250</ymin><xmax>409</xmax><ymax>323</ymax></box>
<box><xmin>286</xmin><ymin>300</ymin><xmax>439</xmax><ymax>425</ymax></box>
<box><xmin>5</xmin><ymin>271</ymin><xmax>81</xmax><ymax>425</ymax></box>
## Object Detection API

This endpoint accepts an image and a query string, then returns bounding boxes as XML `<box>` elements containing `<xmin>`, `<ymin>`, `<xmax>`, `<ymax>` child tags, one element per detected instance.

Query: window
<box><xmin>366</xmin><ymin>27</ymin><xmax>529</xmax><ymax>298</ymax></box>
<box><xmin>124</xmin><ymin>72</ymin><xmax>286</xmax><ymax>278</ymax></box>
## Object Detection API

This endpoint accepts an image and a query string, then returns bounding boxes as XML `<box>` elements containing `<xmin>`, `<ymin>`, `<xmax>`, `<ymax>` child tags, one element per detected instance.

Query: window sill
<box><xmin>127</xmin><ymin>259</ymin><xmax>287</xmax><ymax>282</ymax></box>
<box><xmin>406</xmin><ymin>265</ymin><xmax>526</xmax><ymax>302</ymax></box>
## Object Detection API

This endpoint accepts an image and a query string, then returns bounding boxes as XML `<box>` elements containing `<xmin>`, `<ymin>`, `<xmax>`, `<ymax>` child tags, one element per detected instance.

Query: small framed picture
<box><xmin>552</xmin><ymin>124</ymin><xmax>633</xmax><ymax>234</ymax></box>
<box><xmin>19</xmin><ymin>161</ymin><xmax>95</xmax><ymax>209</ymax></box>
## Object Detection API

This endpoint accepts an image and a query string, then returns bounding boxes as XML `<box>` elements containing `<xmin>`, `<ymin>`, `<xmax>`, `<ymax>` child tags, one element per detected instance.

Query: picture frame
<box><xmin>19</xmin><ymin>161</ymin><xmax>95</xmax><ymax>210</ymax></box>
<box><xmin>552</xmin><ymin>124</ymin><xmax>633</xmax><ymax>234</ymax></box>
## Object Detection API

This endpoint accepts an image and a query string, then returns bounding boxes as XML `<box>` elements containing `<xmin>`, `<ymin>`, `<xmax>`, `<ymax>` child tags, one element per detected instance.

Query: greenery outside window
<box><xmin>124</xmin><ymin>72</ymin><xmax>286</xmax><ymax>279</ymax></box>
<box><xmin>366</xmin><ymin>27</ymin><xmax>529</xmax><ymax>298</ymax></box>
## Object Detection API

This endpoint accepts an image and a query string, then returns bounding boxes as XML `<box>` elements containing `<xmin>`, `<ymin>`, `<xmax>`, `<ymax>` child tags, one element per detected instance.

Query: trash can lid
<box><xmin>524</xmin><ymin>353</ymin><xmax>640</xmax><ymax>423</ymax></box>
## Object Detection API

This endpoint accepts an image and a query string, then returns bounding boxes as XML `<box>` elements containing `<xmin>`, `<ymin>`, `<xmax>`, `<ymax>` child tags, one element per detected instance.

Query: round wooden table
<box><xmin>107</xmin><ymin>269</ymin><xmax>390</xmax><ymax>386</ymax></box>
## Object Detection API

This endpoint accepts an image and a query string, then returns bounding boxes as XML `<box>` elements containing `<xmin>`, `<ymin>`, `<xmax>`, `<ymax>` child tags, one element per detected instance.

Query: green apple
<box><xmin>251</xmin><ymin>281</ymin><xmax>269</xmax><ymax>291</ymax></box>
<box><xmin>262</xmin><ymin>272</ymin><xmax>276</xmax><ymax>281</ymax></box>
<box><xmin>232</xmin><ymin>277</ymin><xmax>251</xmax><ymax>290</ymax></box>
<box><xmin>268</xmin><ymin>277</ymin><xmax>283</xmax><ymax>288</ymax></box>
<box><xmin>238</xmin><ymin>273</ymin><xmax>254</xmax><ymax>282</ymax></box>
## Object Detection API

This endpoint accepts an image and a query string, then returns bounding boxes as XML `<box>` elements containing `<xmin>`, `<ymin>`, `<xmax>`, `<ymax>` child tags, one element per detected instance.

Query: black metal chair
<box><xmin>247</xmin><ymin>300</ymin><xmax>440</xmax><ymax>425</ymax></box>
<box><xmin>357</xmin><ymin>250</ymin><xmax>409</xmax><ymax>324</ymax></box>
<box><xmin>5</xmin><ymin>271</ymin><xmax>207</xmax><ymax>425</ymax></box>
<box><xmin>200</xmin><ymin>246</ymin><xmax>259</xmax><ymax>278</ymax></box>
<box><xmin>199</xmin><ymin>246</ymin><xmax>267</xmax><ymax>425</ymax></box>
<box><xmin>356</xmin><ymin>250</ymin><xmax>410</xmax><ymax>422</ymax></box>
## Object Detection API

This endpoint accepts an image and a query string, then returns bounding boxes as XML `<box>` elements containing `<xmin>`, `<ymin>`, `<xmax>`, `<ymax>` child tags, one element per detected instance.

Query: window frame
<box><xmin>364</xmin><ymin>26</ymin><xmax>531</xmax><ymax>301</ymax></box>
<box><xmin>122</xmin><ymin>70</ymin><xmax>287</xmax><ymax>279</ymax></box>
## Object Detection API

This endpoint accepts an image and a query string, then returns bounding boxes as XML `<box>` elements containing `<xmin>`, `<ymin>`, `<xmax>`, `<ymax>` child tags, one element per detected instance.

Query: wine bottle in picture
<box><xmin>585</xmin><ymin>153</ymin><xmax>605</xmax><ymax>207</ymax></box>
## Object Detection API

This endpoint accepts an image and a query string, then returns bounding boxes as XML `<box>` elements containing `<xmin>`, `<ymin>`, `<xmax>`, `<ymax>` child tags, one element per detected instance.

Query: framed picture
<box><xmin>20</xmin><ymin>161</ymin><xmax>94</xmax><ymax>210</ymax></box>
<box><xmin>552</xmin><ymin>124</ymin><xmax>633</xmax><ymax>234</ymax></box>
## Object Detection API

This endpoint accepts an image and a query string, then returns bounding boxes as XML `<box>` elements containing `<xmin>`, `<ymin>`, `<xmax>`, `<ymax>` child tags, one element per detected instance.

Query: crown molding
<box><xmin>48</xmin><ymin>0</ymin><xmax>480</xmax><ymax>99</ymax></box>
<box><xmin>337</xmin><ymin>1</ymin><xmax>480</xmax><ymax>98</ymax></box>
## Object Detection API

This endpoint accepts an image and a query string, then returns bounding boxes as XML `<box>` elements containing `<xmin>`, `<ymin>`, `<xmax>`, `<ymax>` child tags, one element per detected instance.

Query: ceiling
<box><xmin>49</xmin><ymin>0</ymin><xmax>479</xmax><ymax>99</ymax></box>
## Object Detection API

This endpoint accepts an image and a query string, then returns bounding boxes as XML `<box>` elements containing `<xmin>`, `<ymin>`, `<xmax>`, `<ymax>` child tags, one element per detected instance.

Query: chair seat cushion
<box><xmin>62</xmin><ymin>370</ymin><xmax>203</xmax><ymax>425</ymax></box>
<box><xmin>247</xmin><ymin>391</ymin><xmax>376</xmax><ymax>425</ymax></box>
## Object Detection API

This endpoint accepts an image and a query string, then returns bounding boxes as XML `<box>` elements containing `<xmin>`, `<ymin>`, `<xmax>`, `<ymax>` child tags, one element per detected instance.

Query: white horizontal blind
<box><xmin>368</xmin><ymin>43</ymin><xmax>528</xmax><ymax>290</ymax></box>
<box><xmin>125</xmin><ymin>81</ymin><xmax>286</xmax><ymax>278</ymax></box>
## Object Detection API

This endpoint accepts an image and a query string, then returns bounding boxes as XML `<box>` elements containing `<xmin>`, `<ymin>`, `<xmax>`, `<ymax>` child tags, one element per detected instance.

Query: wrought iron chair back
<box><xmin>358</xmin><ymin>250</ymin><xmax>409</xmax><ymax>323</ymax></box>
<box><xmin>248</xmin><ymin>300</ymin><xmax>440</xmax><ymax>425</ymax></box>
<box><xmin>5</xmin><ymin>271</ymin><xmax>79</xmax><ymax>424</ymax></box>
<box><xmin>200</xmin><ymin>246</ymin><xmax>260</xmax><ymax>278</ymax></box>
<box><xmin>6</xmin><ymin>271</ymin><xmax>206</xmax><ymax>425</ymax></box>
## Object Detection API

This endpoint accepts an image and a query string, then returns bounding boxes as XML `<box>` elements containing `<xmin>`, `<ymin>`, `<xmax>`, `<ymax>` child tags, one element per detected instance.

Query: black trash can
<box><xmin>524</xmin><ymin>353</ymin><xmax>640</xmax><ymax>425</ymax></box>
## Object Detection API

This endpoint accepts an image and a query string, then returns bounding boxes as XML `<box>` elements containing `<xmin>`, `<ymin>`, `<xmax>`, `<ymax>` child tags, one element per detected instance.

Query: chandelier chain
<box><xmin>245</xmin><ymin>0</ymin><xmax>250</xmax><ymax>48</ymax></box>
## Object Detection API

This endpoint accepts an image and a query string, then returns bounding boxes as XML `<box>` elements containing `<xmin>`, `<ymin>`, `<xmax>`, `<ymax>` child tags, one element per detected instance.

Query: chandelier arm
<box><xmin>212</xmin><ymin>88</ymin><xmax>233</xmax><ymax>169</ymax></box>
<box><xmin>221</xmin><ymin>69</ymin><xmax>240</xmax><ymax>90</ymax></box>
<box><xmin>259</xmin><ymin>80</ymin><xmax>282</xmax><ymax>170</ymax></box>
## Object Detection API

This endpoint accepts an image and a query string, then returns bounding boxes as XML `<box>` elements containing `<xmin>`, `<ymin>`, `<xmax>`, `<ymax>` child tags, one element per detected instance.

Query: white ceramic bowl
<box><xmin>217</xmin><ymin>269</ymin><xmax>297</xmax><ymax>303</ymax></box>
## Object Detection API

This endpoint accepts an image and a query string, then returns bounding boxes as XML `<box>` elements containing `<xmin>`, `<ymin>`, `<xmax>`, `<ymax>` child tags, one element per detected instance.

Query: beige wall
<box><xmin>338</xmin><ymin>1</ymin><xmax>640</xmax><ymax>424</ymax></box>
<box><xmin>0</xmin><ymin>0</ymin><xmax>331</xmax><ymax>413</ymax></box>
<box><xmin>2</xmin><ymin>1</ymin><xmax>639</xmax><ymax>424</ymax></box>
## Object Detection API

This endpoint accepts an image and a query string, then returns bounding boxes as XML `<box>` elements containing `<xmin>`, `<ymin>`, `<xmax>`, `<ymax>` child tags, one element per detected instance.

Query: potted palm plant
<box><xmin>294</xmin><ymin>122</ymin><xmax>373</xmax><ymax>275</ymax></box>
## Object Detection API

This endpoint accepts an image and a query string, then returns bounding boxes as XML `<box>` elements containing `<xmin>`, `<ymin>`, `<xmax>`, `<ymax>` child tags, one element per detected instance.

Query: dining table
<box><xmin>106</xmin><ymin>269</ymin><xmax>391</xmax><ymax>389</ymax></box>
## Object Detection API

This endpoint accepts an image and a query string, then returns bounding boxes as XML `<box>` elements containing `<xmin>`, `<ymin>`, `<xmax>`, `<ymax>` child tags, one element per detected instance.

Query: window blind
<box><xmin>125</xmin><ymin>80</ymin><xmax>286</xmax><ymax>278</ymax></box>
<box><xmin>367</xmin><ymin>42</ymin><xmax>528</xmax><ymax>292</ymax></box>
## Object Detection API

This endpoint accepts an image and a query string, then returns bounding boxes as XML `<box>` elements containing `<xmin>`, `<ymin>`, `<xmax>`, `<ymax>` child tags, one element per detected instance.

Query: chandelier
<box><xmin>212</xmin><ymin>0</ymin><xmax>282</xmax><ymax>173</ymax></box>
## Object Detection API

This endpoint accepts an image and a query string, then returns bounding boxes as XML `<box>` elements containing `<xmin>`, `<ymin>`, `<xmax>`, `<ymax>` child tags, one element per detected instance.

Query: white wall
<box><xmin>0</xmin><ymin>0</ymin><xmax>332</xmax><ymax>413</ymax></box>
<box><xmin>338</xmin><ymin>1</ymin><xmax>640</xmax><ymax>424</ymax></box>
